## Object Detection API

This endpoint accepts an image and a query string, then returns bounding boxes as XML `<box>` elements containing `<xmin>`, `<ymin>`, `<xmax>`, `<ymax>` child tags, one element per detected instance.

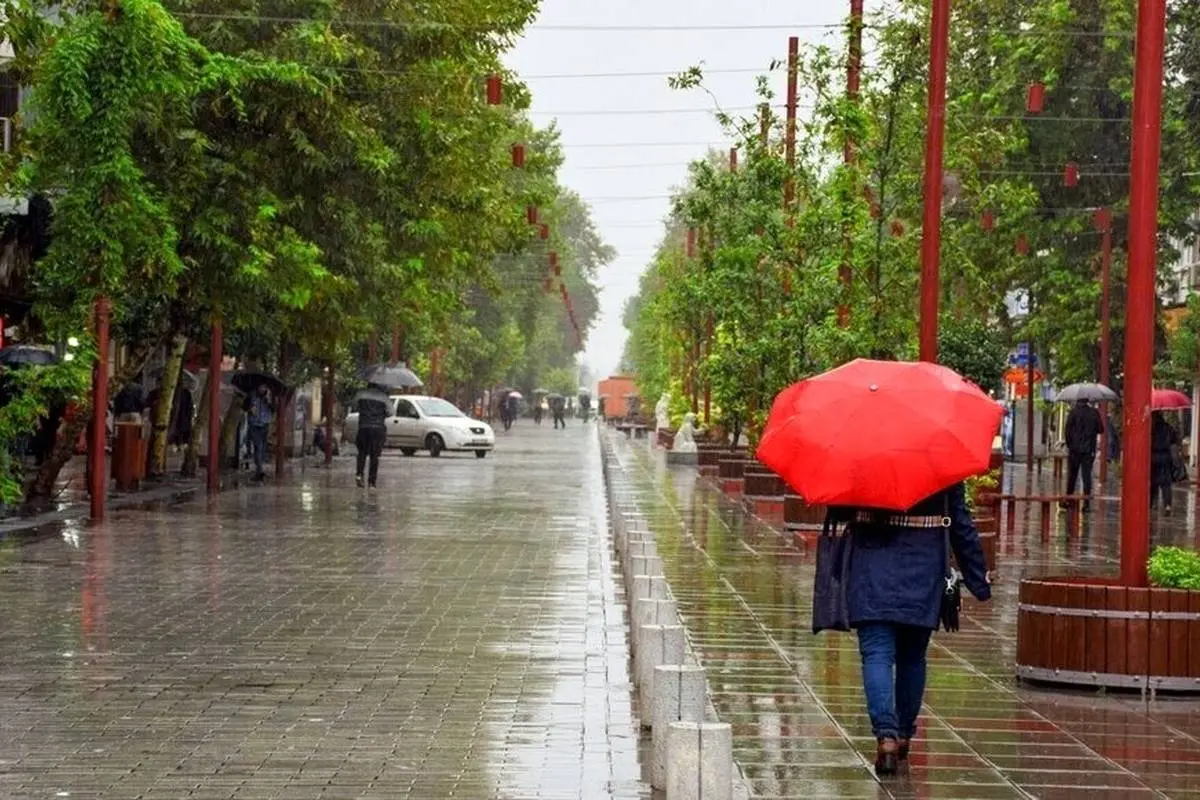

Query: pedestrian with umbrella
<box><xmin>532</xmin><ymin>388</ymin><xmax>548</xmax><ymax>426</ymax></box>
<box><xmin>353</xmin><ymin>386</ymin><xmax>390</xmax><ymax>489</ymax></box>
<box><xmin>1151</xmin><ymin>389</ymin><xmax>1189</xmax><ymax>515</ymax></box>
<box><xmin>233</xmin><ymin>372</ymin><xmax>285</xmax><ymax>481</ymax></box>
<box><xmin>548</xmin><ymin>393</ymin><xmax>566</xmax><ymax>429</ymax></box>
<box><xmin>1056</xmin><ymin>384</ymin><xmax>1114</xmax><ymax>511</ymax></box>
<box><xmin>757</xmin><ymin>359</ymin><xmax>994</xmax><ymax>776</ymax></box>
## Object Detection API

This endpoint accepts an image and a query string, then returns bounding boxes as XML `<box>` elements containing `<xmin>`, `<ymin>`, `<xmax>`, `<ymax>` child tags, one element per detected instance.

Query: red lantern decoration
<box><xmin>539</xmin><ymin>223</ymin><xmax>550</xmax><ymax>241</ymax></box>
<box><xmin>870</xmin><ymin>202</ymin><xmax>882</xmax><ymax>219</ymax></box>
<box><xmin>1064</xmin><ymin>161</ymin><xmax>1079</xmax><ymax>187</ymax></box>
<box><xmin>686</xmin><ymin>228</ymin><xmax>696</xmax><ymax>258</ymax></box>
<box><xmin>543</xmin><ymin>277</ymin><xmax>552</xmax><ymax>293</ymax></box>
<box><xmin>1016</xmin><ymin>235</ymin><xmax>1030</xmax><ymax>255</ymax></box>
<box><xmin>1093</xmin><ymin>207</ymin><xmax>1113</xmax><ymax>232</ymax></box>
<box><xmin>511</xmin><ymin>144</ymin><xmax>525</xmax><ymax>168</ymax></box>
<box><xmin>981</xmin><ymin>210</ymin><xmax>995</xmax><ymax>231</ymax></box>
<box><xmin>889</xmin><ymin>219</ymin><xmax>906</xmax><ymax>238</ymax></box>
<box><xmin>526</xmin><ymin>206</ymin><xmax>538</xmax><ymax>225</ymax></box>
<box><xmin>549</xmin><ymin>251</ymin><xmax>558</xmax><ymax>270</ymax></box>
<box><xmin>486</xmin><ymin>74</ymin><xmax>502</xmax><ymax>106</ymax></box>
<box><xmin>1026</xmin><ymin>82</ymin><xmax>1045</xmax><ymax>114</ymax></box>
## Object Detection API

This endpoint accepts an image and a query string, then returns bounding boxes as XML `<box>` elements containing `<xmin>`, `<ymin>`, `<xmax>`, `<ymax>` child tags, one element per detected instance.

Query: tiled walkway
<box><xmin>605</xmin><ymin>431</ymin><xmax>1200</xmax><ymax>800</ymax></box>
<box><xmin>0</xmin><ymin>424</ymin><xmax>647</xmax><ymax>799</ymax></box>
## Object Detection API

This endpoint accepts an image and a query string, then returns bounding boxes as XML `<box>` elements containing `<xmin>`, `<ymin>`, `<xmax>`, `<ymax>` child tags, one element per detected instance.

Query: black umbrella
<box><xmin>152</xmin><ymin>366</ymin><xmax>198</xmax><ymax>391</ymax></box>
<box><xmin>358</xmin><ymin>363</ymin><xmax>423</xmax><ymax>391</ymax></box>
<box><xmin>353</xmin><ymin>387</ymin><xmax>392</xmax><ymax>406</ymax></box>
<box><xmin>548</xmin><ymin>393</ymin><xmax>564</xmax><ymax>401</ymax></box>
<box><xmin>0</xmin><ymin>345</ymin><xmax>57</xmax><ymax>367</ymax></box>
<box><xmin>232</xmin><ymin>371</ymin><xmax>285</xmax><ymax>396</ymax></box>
<box><xmin>1054</xmin><ymin>383</ymin><xmax>1119</xmax><ymax>403</ymax></box>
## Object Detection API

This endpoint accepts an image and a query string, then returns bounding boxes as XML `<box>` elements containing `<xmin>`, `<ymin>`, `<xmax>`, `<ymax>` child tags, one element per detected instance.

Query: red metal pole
<box><xmin>918</xmin><ymin>0</ymin><xmax>951</xmax><ymax>363</ymax></box>
<box><xmin>784</xmin><ymin>36</ymin><xmax>799</xmax><ymax>211</ymax></box>
<box><xmin>89</xmin><ymin>297</ymin><xmax>111</xmax><ymax>521</ymax></box>
<box><xmin>839</xmin><ymin>0</ymin><xmax>864</xmax><ymax>329</ymax></box>
<box><xmin>206</xmin><ymin>319</ymin><xmax>222</xmax><ymax>496</ymax></box>
<box><xmin>1098</xmin><ymin>213</ymin><xmax>1113</xmax><ymax>483</ymax></box>
<box><xmin>367</xmin><ymin>333</ymin><xmax>378</xmax><ymax>363</ymax></box>
<box><xmin>1121</xmin><ymin>0</ymin><xmax>1167</xmax><ymax>588</ymax></box>
<box><xmin>1026</xmin><ymin>340</ymin><xmax>1036</xmax><ymax>471</ymax></box>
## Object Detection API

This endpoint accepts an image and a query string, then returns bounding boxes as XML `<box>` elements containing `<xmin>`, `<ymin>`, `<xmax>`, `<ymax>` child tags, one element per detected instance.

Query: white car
<box><xmin>343</xmin><ymin>395</ymin><xmax>496</xmax><ymax>458</ymax></box>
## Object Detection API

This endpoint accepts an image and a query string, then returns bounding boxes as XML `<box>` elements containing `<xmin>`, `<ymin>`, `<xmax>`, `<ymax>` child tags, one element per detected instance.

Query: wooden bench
<box><xmin>998</xmin><ymin>493</ymin><xmax>1090</xmax><ymax>537</ymax></box>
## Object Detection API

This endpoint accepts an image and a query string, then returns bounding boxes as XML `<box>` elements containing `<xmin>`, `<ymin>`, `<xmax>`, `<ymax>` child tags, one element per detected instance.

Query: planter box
<box><xmin>1016</xmin><ymin>576</ymin><xmax>1200</xmax><ymax>693</ymax></box>
<box><xmin>784</xmin><ymin>494</ymin><xmax>826</xmax><ymax>530</ymax></box>
<box><xmin>717</xmin><ymin>457</ymin><xmax>748</xmax><ymax>480</ymax></box>
<box><xmin>657</xmin><ymin>428</ymin><xmax>677</xmax><ymax>448</ymax></box>
<box><xmin>697</xmin><ymin>446</ymin><xmax>722</xmax><ymax>468</ymax></box>
<box><xmin>974</xmin><ymin>515</ymin><xmax>998</xmax><ymax>573</ymax></box>
<box><xmin>744</xmin><ymin>469</ymin><xmax>785</xmax><ymax>499</ymax></box>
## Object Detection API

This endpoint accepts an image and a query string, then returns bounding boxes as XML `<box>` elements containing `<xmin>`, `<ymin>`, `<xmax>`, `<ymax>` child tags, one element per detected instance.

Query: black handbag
<box><xmin>812</xmin><ymin>510</ymin><xmax>853</xmax><ymax>634</ymax></box>
<box><xmin>938</xmin><ymin>496</ymin><xmax>963</xmax><ymax>632</ymax></box>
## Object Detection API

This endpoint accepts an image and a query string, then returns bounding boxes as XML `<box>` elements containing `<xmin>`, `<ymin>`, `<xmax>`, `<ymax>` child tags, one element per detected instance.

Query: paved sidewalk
<box><xmin>605</xmin><ymin>431</ymin><xmax>1200</xmax><ymax>800</ymax></box>
<box><xmin>0</xmin><ymin>424</ymin><xmax>647</xmax><ymax>799</ymax></box>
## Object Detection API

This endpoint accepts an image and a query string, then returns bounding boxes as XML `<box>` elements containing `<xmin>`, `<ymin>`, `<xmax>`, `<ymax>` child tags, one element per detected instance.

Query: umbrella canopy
<box><xmin>358</xmin><ymin>363</ymin><xmax>423</xmax><ymax>391</ymax></box>
<box><xmin>624</xmin><ymin>392</ymin><xmax>639</xmax><ymax>399</ymax></box>
<box><xmin>353</xmin><ymin>387</ymin><xmax>392</xmax><ymax>408</ymax></box>
<box><xmin>533</xmin><ymin>388</ymin><xmax>549</xmax><ymax>395</ymax></box>
<box><xmin>547</xmin><ymin>392</ymin><xmax>564</xmax><ymax>400</ymax></box>
<box><xmin>1152</xmin><ymin>388</ymin><xmax>1192</xmax><ymax>410</ymax></box>
<box><xmin>232</xmin><ymin>371</ymin><xmax>285</xmax><ymax>396</ymax></box>
<box><xmin>756</xmin><ymin>359</ymin><xmax>1004</xmax><ymax>511</ymax></box>
<box><xmin>1055</xmin><ymin>382</ymin><xmax>1118</xmax><ymax>403</ymax></box>
<box><xmin>508</xmin><ymin>390</ymin><xmax>524</xmax><ymax>400</ymax></box>
<box><xmin>0</xmin><ymin>345</ymin><xmax>57</xmax><ymax>367</ymax></box>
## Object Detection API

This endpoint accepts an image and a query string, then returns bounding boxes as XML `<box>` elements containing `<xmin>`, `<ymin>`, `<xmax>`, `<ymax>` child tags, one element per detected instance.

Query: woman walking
<box><xmin>834</xmin><ymin>483</ymin><xmax>991</xmax><ymax>774</ymax></box>
<box><xmin>1151</xmin><ymin>411</ymin><xmax>1180</xmax><ymax>514</ymax></box>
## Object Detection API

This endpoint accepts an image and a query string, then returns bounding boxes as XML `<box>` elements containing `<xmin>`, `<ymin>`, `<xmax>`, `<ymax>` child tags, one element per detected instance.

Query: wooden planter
<box><xmin>1016</xmin><ymin>577</ymin><xmax>1200</xmax><ymax>693</ymax></box>
<box><xmin>656</xmin><ymin>428</ymin><xmax>676</xmax><ymax>449</ymax></box>
<box><xmin>744</xmin><ymin>465</ymin><xmax>785</xmax><ymax>499</ymax></box>
<box><xmin>784</xmin><ymin>494</ymin><xmax>826</xmax><ymax>530</ymax></box>
<box><xmin>717</xmin><ymin>457</ymin><xmax>748</xmax><ymax>480</ymax></box>
<box><xmin>974</xmin><ymin>514</ymin><xmax>998</xmax><ymax>573</ymax></box>
<box><xmin>697</xmin><ymin>446</ymin><xmax>722</xmax><ymax>468</ymax></box>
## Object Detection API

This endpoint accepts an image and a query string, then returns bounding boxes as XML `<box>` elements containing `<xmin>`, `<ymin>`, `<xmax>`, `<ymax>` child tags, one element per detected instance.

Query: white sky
<box><xmin>507</xmin><ymin>1</ymin><xmax>885</xmax><ymax>379</ymax></box>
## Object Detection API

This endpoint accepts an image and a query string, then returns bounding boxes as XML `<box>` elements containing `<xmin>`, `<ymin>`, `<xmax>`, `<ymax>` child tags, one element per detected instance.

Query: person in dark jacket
<box><xmin>1151</xmin><ymin>412</ymin><xmax>1180</xmax><ymax>514</ymax></box>
<box><xmin>550</xmin><ymin>394</ymin><xmax>567</xmax><ymax>429</ymax></box>
<box><xmin>1064</xmin><ymin>399</ymin><xmax>1104</xmax><ymax>510</ymax></box>
<box><xmin>839</xmin><ymin>483</ymin><xmax>991</xmax><ymax>775</ymax></box>
<box><xmin>355</xmin><ymin>392</ymin><xmax>389</xmax><ymax>488</ymax></box>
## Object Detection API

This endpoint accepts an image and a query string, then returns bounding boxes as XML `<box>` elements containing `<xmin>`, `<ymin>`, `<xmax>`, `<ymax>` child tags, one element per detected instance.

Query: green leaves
<box><xmin>1148</xmin><ymin>546</ymin><xmax>1200</xmax><ymax>590</ymax></box>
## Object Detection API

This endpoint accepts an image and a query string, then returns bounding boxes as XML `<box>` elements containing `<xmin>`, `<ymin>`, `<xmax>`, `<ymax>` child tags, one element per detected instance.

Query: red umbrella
<box><xmin>757</xmin><ymin>359</ymin><xmax>1004</xmax><ymax>511</ymax></box>
<box><xmin>1151</xmin><ymin>388</ymin><xmax>1192</xmax><ymax>410</ymax></box>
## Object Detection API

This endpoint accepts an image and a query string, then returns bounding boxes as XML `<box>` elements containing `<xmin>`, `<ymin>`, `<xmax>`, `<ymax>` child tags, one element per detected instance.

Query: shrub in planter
<box><xmin>1148</xmin><ymin>546</ymin><xmax>1200</xmax><ymax>590</ymax></box>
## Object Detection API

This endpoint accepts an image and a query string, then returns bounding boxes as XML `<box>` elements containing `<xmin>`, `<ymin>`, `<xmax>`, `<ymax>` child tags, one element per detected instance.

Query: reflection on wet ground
<box><xmin>0</xmin><ymin>425</ymin><xmax>647</xmax><ymax>799</ymax></box>
<box><xmin>607</xmin><ymin>432</ymin><xmax>1200</xmax><ymax>799</ymax></box>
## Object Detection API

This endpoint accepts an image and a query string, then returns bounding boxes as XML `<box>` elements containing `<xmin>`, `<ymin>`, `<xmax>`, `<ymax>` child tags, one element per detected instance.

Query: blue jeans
<box><xmin>248</xmin><ymin>425</ymin><xmax>269</xmax><ymax>474</ymax></box>
<box><xmin>856</xmin><ymin>622</ymin><xmax>933</xmax><ymax>740</ymax></box>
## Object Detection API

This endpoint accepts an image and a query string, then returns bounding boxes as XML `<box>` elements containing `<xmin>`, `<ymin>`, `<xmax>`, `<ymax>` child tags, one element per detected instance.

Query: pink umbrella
<box><xmin>1151</xmin><ymin>388</ymin><xmax>1191</xmax><ymax>410</ymax></box>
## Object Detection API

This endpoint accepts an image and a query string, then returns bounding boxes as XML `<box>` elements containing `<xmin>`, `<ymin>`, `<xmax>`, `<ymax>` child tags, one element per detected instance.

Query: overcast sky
<box><xmin>507</xmin><ymin>1</ymin><xmax>883</xmax><ymax>380</ymax></box>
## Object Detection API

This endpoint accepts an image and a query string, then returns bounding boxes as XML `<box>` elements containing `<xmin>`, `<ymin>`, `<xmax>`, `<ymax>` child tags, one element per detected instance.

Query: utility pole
<box><xmin>918</xmin><ymin>0</ymin><xmax>950</xmax><ymax>362</ymax></box>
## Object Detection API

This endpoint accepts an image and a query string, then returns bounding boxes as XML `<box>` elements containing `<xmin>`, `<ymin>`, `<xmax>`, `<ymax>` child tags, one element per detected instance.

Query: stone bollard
<box><xmin>625</xmin><ymin>549</ymin><xmax>660</xmax><ymax>582</ymax></box>
<box><xmin>652</xmin><ymin>665</ymin><xmax>707</xmax><ymax>789</ymax></box>
<box><xmin>666</xmin><ymin>722</ymin><xmax>733</xmax><ymax>800</ymax></box>
<box><xmin>634</xmin><ymin>597</ymin><xmax>679</xmax><ymax>631</ymax></box>
<box><xmin>630</xmin><ymin>575</ymin><xmax>670</xmax><ymax>617</ymax></box>
<box><xmin>636</xmin><ymin>624</ymin><xmax>685</xmax><ymax>708</ymax></box>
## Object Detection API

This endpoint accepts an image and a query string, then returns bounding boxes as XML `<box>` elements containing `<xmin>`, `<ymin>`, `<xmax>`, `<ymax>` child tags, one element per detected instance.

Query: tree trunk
<box><xmin>181</xmin><ymin>371</ymin><xmax>209</xmax><ymax>478</ymax></box>
<box><xmin>148</xmin><ymin>335</ymin><xmax>187</xmax><ymax>478</ymax></box>
<box><xmin>30</xmin><ymin>336</ymin><xmax>164</xmax><ymax>498</ymax></box>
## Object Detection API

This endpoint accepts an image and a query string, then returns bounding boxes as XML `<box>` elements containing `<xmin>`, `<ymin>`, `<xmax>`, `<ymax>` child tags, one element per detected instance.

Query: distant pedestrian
<box><xmin>505</xmin><ymin>393</ymin><xmax>520</xmax><ymax>430</ymax></box>
<box><xmin>243</xmin><ymin>384</ymin><xmax>274</xmax><ymax>481</ymax></box>
<box><xmin>1064</xmin><ymin>399</ymin><xmax>1103</xmax><ymax>511</ymax></box>
<box><xmin>551</xmin><ymin>395</ymin><xmax>567</xmax><ymax>429</ymax></box>
<box><xmin>354</xmin><ymin>390</ymin><xmax>389</xmax><ymax>489</ymax></box>
<box><xmin>1107</xmin><ymin>414</ymin><xmax>1121</xmax><ymax>462</ymax></box>
<box><xmin>1151</xmin><ymin>412</ymin><xmax>1180</xmax><ymax>515</ymax></box>
<box><xmin>579</xmin><ymin>393</ymin><xmax>592</xmax><ymax>423</ymax></box>
<box><xmin>533</xmin><ymin>399</ymin><xmax>544</xmax><ymax>426</ymax></box>
<box><xmin>112</xmin><ymin>383</ymin><xmax>145</xmax><ymax>424</ymax></box>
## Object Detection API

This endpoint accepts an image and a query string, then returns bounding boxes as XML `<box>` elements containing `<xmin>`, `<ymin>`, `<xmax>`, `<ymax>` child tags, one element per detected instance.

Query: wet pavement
<box><xmin>0</xmin><ymin>424</ymin><xmax>648</xmax><ymax>799</ymax></box>
<box><xmin>605</xmin><ymin>432</ymin><xmax>1200</xmax><ymax>800</ymax></box>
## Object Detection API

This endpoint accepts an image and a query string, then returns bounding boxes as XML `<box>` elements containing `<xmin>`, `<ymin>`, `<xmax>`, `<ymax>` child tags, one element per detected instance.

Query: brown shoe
<box><xmin>897</xmin><ymin>738</ymin><xmax>911</xmax><ymax>762</ymax></box>
<box><xmin>875</xmin><ymin>737</ymin><xmax>899</xmax><ymax>776</ymax></box>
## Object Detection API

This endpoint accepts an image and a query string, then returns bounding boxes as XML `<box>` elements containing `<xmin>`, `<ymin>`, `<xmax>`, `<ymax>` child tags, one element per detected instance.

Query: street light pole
<box><xmin>918</xmin><ymin>0</ymin><xmax>950</xmax><ymax>362</ymax></box>
<box><xmin>1121</xmin><ymin>0</ymin><xmax>1167</xmax><ymax>588</ymax></box>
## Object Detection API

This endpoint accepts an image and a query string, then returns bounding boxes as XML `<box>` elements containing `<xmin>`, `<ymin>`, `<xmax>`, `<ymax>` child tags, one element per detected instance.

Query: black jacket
<box><xmin>357</xmin><ymin>398</ymin><xmax>389</xmax><ymax>430</ymax></box>
<box><xmin>1065</xmin><ymin>404</ymin><xmax>1103</xmax><ymax>456</ymax></box>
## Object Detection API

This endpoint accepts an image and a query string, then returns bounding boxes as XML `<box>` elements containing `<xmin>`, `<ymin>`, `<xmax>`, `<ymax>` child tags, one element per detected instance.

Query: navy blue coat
<box><xmin>846</xmin><ymin>483</ymin><xmax>991</xmax><ymax>630</ymax></box>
